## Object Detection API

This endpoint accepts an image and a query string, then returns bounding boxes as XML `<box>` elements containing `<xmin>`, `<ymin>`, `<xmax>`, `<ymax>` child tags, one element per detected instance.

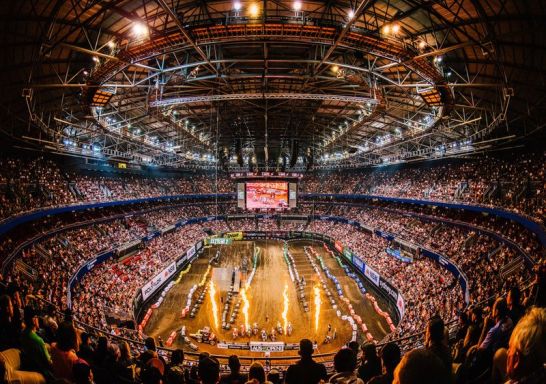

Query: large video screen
<box><xmin>246</xmin><ymin>182</ymin><xmax>288</xmax><ymax>209</ymax></box>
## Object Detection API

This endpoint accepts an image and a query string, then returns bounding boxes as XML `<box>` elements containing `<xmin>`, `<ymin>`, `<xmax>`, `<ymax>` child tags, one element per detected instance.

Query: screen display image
<box><xmin>246</xmin><ymin>182</ymin><xmax>288</xmax><ymax>209</ymax></box>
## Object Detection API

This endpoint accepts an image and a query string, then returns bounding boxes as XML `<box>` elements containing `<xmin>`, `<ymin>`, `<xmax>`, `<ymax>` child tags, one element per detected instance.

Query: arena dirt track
<box><xmin>144</xmin><ymin>240</ymin><xmax>390</xmax><ymax>357</ymax></box>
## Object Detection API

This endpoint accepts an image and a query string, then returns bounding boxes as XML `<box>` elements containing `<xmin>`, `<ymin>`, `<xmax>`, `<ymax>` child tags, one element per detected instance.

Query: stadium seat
<box><xmin>0</xmin><ymin>349</ymin><xmax>46</xmax><ymax>384</ymax></box>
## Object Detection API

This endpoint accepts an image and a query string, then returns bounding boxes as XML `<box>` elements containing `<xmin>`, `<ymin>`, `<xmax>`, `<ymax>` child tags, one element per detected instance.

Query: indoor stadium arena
<box><xmin>0</xmin><ymin>1</ymin><xmax>544</xmax><ymax>384</ymax></box>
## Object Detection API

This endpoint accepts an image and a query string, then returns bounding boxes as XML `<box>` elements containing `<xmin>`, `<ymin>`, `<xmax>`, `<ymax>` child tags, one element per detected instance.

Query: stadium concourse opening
<box><xmin>0</xmin><ymin>1</ymin><xmax>545</xmax><ymax>384</ymax></box>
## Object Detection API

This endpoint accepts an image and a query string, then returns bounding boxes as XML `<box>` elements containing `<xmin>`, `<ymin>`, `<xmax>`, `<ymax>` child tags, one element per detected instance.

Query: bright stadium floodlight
<box><xmin>233</xmin><ymin>1</ymin><xmax>242</xmax><ymax>11</ymax></box>
<box><xmin>293</xmin><ymin>1</ymin><xmax>302</xmax><ymax>11</ymax></box>
<box><xmin>132</xmin><ymin>22</ymin><xmax>148</xmax><ymax>38</ymax></box>
<box><xmin>348</xmin><ymin>9</ymin><xmax>355</xmax><ymax>19</ymax></box>
<box><xmin>249</xmin><ymin>3</ymin><xmax>259</xmax><ymax>17</ymax></box>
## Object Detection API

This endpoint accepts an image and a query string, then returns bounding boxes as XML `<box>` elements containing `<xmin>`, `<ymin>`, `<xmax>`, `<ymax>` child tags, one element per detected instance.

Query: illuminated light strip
<box><xmin>174</xmin><ymin>263</ymin><xmax>192</xmax><ymax>284</ymax></box>
<box><xmin>241</xmin><ymin>287</ymin><xmax>250</xmax><ymax>331</ymax></box>
<box><xmin>314</xmin><ymin>285</ymin><xmax>321</xmax><ymax>332</ymax></box>
<box><xmin>198</xmin><ymin>265</ymin><xmax>211</xmax><ymax>287</ymax></box>
<box><xmin>282</xmin><ymin>284</ymin><xmax>289</xmax><ymax>334</ymax></box>
<box><xmin>209</xmin><ymin>280</ymin><xmax>219</xmax><ymax>328</ymax></box>
<box><xmin>150</xmin><ymin>93</ymin><xmax>379</xmax><ymax>108</ymax></box>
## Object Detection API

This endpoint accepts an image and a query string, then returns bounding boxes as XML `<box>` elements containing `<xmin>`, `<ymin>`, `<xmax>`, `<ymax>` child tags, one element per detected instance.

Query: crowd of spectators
<box><xmin>0</xmin><ymin>157</ymin><xmax>235</xmax><ymax>221</ymax></box>
<box><xmin>1</xmin><ymin>154</ymin><xmax>544</xmax><ymax>223</ymax></box>
<box><xmin>1</xmin><ymin>279</ymin><xmax>545</xmax><ymax>384</ymax></box>
<box><xmin>0</xmin><ymin>153</ymin><xmax>544</xmax><ymax>383</ymax></box>
<box><xmin>301</xmin><ymin>153</ymin><xmax>545</xmax><ymax>221</ymax></box>
<box><xmin>71</xmin><ymin>222</ymin><xmax>210</xmax><ymax>330</ymax></box>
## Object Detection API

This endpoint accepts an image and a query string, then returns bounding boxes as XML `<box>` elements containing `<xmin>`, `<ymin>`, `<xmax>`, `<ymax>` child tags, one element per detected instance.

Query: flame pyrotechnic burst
<box><xmin>209</xmin><ymin>280</ymin><xmax>219</xmax><ymax>328</ymax></box>
<box><xmin>282</xmin><ymin>284</ymin><xmax>289</xmax><ymax>333</ymax></box>
<box><xmin>314</xmin><ymin>285</ymin><xmax>321</xmax><ymax>332</ymax></box>
<box><xmin>241</xmin><ymin>287</ymin><xmax>250</xmax><ymax>331</ymax></box>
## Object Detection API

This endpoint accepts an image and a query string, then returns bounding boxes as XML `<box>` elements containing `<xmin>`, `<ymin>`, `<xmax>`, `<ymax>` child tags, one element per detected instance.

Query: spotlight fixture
<box><xmin>382</xmin><ymin>24</ymin><xmax>391</xmax><ymax>35</ymax></box>
<box><xmin>132</xmin><ymin>22</ymin><xmax>148</xmax><ymax>37</ymax></box>
<box><xmin>249</xmin><ymin>3</ymin><xmax>259</xmax><ymax>17</ymax></box>
<box><xmin>392</xmin><ymin>23</ymin><xmax>400</xmax><ymax>33</ymax></box>
<box><xmin>233</xmin><ymin>1</ymin><xmax>242</xmax><ymax>11</ymax></box>
<box><xmin>348</xmin><ymin>9</ymin><xmax>355</xmax><ymax>19</ymax></box>
<box><xmin>107</xmin><ymin>40</ymin><xmax>116</xmax><ymax>49</ymax></box>
<box><xmin>418</xmin><ymin>40</ymin><xmax>427</xmax><ymax>49</ymax></box>
<box><xmin>293</xmin><ymin>1</ymin><xmax>302</xmax><ymax>11</ymax></box>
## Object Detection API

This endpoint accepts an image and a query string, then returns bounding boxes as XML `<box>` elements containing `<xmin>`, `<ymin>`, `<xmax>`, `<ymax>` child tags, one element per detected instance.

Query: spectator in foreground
<box><xmin>507</xmin><ymin>286</ymin><xmax>525</xmax><ymax>326</ymax></box>
<box><xmin>220</xmin><ymin>354</ymin><xmax>247</xmax><ymax>384</ymax></box>
<box><xmin>329</xmin><ymin>347</ymin><xmax>363</xmax><ymax>384</ymax></box>
<box><xmin>247</xmin><ymin>362</ymin><xmax>271</xmax><ymax>384</ymax></box>
<box><xmin>285</xmin><ymin>339</ymin><xmax>328</xmax><ymax>384</ymax></box>
<box><xmin>368</xmin><ymin>342</ymin><xmax>401</xmax><ymax>384</ymax></box>
<box><xmin>73</xmin><ymin>358</ymin><xmax>94</xmax><ymax>384</ymax></box>
<box><xmin>165</xmin><ymin>348</ymin><xmax>187</xmax><ymax>383</ymax></box>
<box><xmin>20</xmin><ymin>306</ymin><xmax>52</xmax><ymax>377</ymax></box>
<box><xmin>357</xmin><ymin>342</ymin><xmax>381</xmax><ymax>382</ymax></box>
<box><xmin>77</xmin><ymin>332</ymin><xmax>94</xmax><ymax>363</ymax></box>
<box><xmin>199</xmin><ymin>356</ymin><xmax>220</xmax><ymax>384</ymax></box>
<box><xmin>116</xmin><ymin>341</ymin><xmax>137</xmax><ymax>382</ymax></box>
<box><xmin>141</xmin><ymin>357</ymin><xmax>165</xmax><ymax>384</ymax></box>
<box><xmin>504</xmin><ymin>307</ymin><xmax>546</xmax><ymax>383</ymax></box>
<box><xmin>424</xmin><ymin>315</ymin><xmax>452</xmax><ymax>378</ymax></box>
<box><xmin>479</xmin><ymin>298</ymin><xmax>513</xmax><ymax>356</ymax></box>
<box><xmin>267</xmin><ymin>369</ymin><xmax>281</xmax><ymax>384</ymax></box>
<box><xmin>393</xmin><ymin>349</ymin><xmax>448</xmax><ymax>384</ymax></box>
<box><xmin>0</xmin><ymin>294</ymin><xmax>21</xmax><ymax>351</ymax></box>
<box><xmin>50</xmin><ymin>321</ymin><xmax>80</xmax><ymax>381</ymax></box>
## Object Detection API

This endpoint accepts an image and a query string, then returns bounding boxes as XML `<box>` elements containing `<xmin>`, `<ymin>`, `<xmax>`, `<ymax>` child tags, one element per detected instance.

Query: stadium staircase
<box><xmin>500</xmin><ymin>255</ymin><xmax>525</xmax><ymax>279</ymax></box>
<box><xmin>482</xmin><ymin>183</ymin><xmax>497</xmax><ymax>203</ymax></box>
<box><xmin>13</xmin><ymin>259</ymin><xmax>37</xmax><ymax>280</ymax></box>
<box><xmin>462</xmin><ymin>232</ymin><xmax>477</xmax><ymax>250</ymax></box>
<box><xmin>455</xmin><ymin>181</ymin><xmax>469</xmax><ymax>199</ymax></box>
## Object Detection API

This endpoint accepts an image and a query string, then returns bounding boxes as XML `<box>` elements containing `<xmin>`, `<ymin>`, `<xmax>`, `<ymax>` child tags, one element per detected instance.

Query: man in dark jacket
<box><xmin>219</xmin><ymin>355</ymin><xmax>247</xmax><ymax>384</ymax></box>
<box><xmin>285</xmin><ymin>339</ymin><xmax>327</xmax><ymax>384</ymax></box>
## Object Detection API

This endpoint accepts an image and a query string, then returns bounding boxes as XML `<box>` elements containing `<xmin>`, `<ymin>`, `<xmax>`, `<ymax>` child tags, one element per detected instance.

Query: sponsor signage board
<box><xmin>352</xmin><ymin>255</ymin><xmax>364</xmax><ymax>272</ymax></box>
<box><xmin>379</xmin><ymin>277</ymin><xmax>399</xmax><ymax>302</ymax></box>
<box><xmin>364</xmin><ymin>264</ymin><xmax>380</xmax><ymax>286</ymax></box>
<box><xmin>249</xmin><ymin>342</ymin><xmax>285</xmax><ymax>352</ymax></box>
<box><xmin>141</xmin><ymin>262</ymin><xmax>177</xmax><ymax>301</ymax></box>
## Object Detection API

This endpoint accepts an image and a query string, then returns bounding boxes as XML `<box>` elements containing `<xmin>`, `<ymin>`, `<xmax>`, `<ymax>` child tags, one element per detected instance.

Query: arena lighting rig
<box><xmin>13</xmin><ymin>0</ymin><xmax>524</xmax><ymax>170</ymax></box>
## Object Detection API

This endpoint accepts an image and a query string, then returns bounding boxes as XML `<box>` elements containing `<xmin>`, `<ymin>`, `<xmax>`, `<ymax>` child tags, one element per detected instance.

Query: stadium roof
<box><xmin>0</xmin><ymin>0</ymin><xmax>544</xmax><ymax>170</ymax></box>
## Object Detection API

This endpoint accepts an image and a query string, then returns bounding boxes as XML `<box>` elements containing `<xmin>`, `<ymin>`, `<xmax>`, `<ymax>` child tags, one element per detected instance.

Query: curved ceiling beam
<box><xmin>148</xmin><ymin>93</ymin><xmax>380</xmax><ymax>108</ymax></box>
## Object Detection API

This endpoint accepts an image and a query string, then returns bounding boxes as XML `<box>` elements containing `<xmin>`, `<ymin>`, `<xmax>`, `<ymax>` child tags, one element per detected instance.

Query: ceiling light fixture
<box><xmin>132</xmin><ymin>22</ymin><xmax>148</xmax><ymax>37</ymax></box>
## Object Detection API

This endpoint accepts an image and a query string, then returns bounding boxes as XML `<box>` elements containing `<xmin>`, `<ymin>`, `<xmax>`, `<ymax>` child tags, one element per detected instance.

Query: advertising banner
<box><xmin>176</xmin><ymin>255</ymin><xmax>187</xmax><ymax>268</ymax></box>
<box><xmin>208</xmin><ymin>237</ymin><xmax>232</xmax><ymax>245</ymax></box>
<box><xmin>379</xmin><ymin>277</ymin><xmax>399</xmax><ymax>302</ymax></box>
<box><xmin>397</xmin><ymin>294</ymin><xmax>405</xmax><ymax>317</ymax></box>
<box><xmin>186</xmin><ymin>245</ymin><xmax>196</xmax><ymax>260</ymax></box>
<box><xmin>364</xmin><ymin>264</ymin><xmax>380</xmax><ymax>286</ymax></box>
<box><xmin>352</xmin><ymin>255</ymin><xmax>364</xmax><ymax>272</ymax></box>
<box><xmin>141</xmin><ymin>262</ymin><xmax>177</xmax><ymax>301</ymax></box>
<box><xmin>249</xmin><ymin>342</ymin><xmax>285</xmax><ymax>352</ymax></box>
<box><xmin>224</xmin><ymin>232</ymin><xmax>243</xmax><ymax>240</ymax></box>
<box><xmin>334</xmin><ymin>240</ymin><xmax>343</xmax><ymax>253</ymax></box>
